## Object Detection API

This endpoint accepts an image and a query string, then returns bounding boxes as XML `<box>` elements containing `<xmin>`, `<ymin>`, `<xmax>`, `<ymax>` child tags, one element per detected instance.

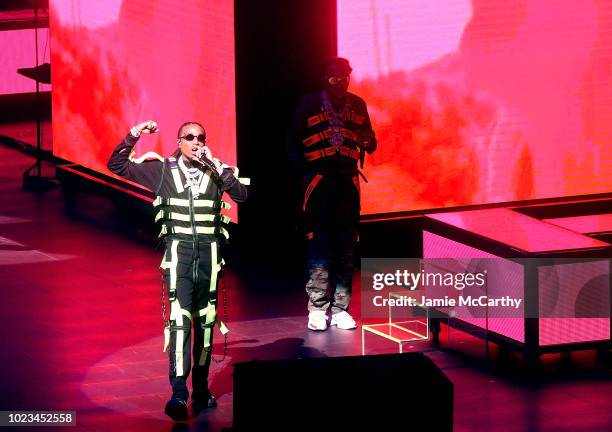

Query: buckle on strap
<box><xmin>307</xmin><ymin>112</ymin><xmax>328</xmax><ymax>127</ymax></box>
<box><xmin>339</xmin><ymin>146</ymin><xmax>359</xmax><ymax>160</ymax></box>
<box><xmin>344</xmin><ymin>111</ymin><xmax>365</xmax><ymax>125</ymax></box>
<box><xmin>340</xmin><ymin>128</ymin><xmax>358</xmax><ymax>142</ymax></box>
<box><xmin>302</xmin><ymin>129</ymin><xmax>333</xmax><ymax>147</ymax></box>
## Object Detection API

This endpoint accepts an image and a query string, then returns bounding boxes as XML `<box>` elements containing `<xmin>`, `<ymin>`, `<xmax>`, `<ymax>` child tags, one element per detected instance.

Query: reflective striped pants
<box><xmin>162</xmin><ymin>239</ymin><xmax>222</xmax><ymax>400</ymax></box>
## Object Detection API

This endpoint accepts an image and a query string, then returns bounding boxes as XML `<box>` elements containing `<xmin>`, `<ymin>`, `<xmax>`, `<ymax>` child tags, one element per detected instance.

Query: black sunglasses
<box><xmin>327</xmin><ymin>76</ymin><xmax>350</xmax><ymax>85</ymax></box>
<box><xmin>180</xmin><ymin>133</ymin><xmax>206</xmax><ymax>144</ymax></box>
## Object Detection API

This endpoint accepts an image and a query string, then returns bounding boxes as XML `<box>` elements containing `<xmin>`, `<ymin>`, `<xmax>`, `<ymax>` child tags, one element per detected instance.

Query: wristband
<box><xmin>130</xmin><ymin>126</ymin><xmax>141</xmax><ymax>138</ymax></box>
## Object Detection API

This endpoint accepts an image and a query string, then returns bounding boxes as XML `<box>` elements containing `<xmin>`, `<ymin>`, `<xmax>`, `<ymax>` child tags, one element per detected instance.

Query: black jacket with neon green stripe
<box><xmin>108</xmin><ymin>133</ymin><xmax>248</xmax><ymax>241</ymax></box>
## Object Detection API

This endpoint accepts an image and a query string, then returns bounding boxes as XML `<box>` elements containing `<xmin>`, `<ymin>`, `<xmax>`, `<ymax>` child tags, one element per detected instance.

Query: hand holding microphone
<box><xmin>358</xmin><ymin>129</ymin><xmax>374</xmax><ymax>153</ymax></box>
<box><xmin>193</xmin><ymin>146</ymin><xmax>224</xmax><ymax>176</ymax></box>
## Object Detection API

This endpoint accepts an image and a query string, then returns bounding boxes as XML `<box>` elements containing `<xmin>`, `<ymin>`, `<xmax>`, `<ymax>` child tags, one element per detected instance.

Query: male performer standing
<box><xmin>108</xmin><ymin>120</ymin><xmax>248</xmax><ymax>420</ymax></box>
<box><xmin>287</xmin><ymin>57</ymin><xmax>377</xmax><ymax>331</ymax></box>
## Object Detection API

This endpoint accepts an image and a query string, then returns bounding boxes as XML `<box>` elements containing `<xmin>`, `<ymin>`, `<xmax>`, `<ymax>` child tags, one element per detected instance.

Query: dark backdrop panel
<box><xmin>234</xmin><ymin>0</ymin><xmax>336</xmax><ymax>273</ymax></box>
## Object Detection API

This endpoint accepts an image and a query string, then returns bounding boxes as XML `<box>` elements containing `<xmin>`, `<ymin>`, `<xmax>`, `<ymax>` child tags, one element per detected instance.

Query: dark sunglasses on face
<box><xmin>327</xmin><ymin>76</ymin><xmax>350</xmax><ymax>85</ymax></box>
<box><xmin>180</xmin><ymin>133</ymin><xmax>206</xmax><ymax>144</ymax></box>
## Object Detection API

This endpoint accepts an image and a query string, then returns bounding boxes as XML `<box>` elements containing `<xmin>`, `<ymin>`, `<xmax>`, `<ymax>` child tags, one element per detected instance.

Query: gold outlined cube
<box><xmin>362</xmin><ymin>292</ymin><xmax>429</xmax><ymax>355</ymax></box>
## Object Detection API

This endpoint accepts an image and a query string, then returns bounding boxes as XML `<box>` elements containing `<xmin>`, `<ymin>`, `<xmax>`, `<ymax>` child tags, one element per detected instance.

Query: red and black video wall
<box><xmin>48</xmin><ymin>0</ymin><xmax>612</xmax><ymax>217</ymax></box>
<box><xmin>338</xmin><ymin>0</ymin><xmax>612</xmax><ymax>214</ymax></box>
<box><xmin>49</xmin><ymin>0</ymin><xmax>236</xmax><ymax>205</ymax></box>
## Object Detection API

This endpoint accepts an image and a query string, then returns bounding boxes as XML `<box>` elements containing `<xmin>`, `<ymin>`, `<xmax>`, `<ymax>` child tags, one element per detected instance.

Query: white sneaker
<box><xmin>308</xmin><ymin>311</ymin><xmax>328</xmax><ymax>331</ymax></box>
<box><xmin>330</xmin><ymin>311</ymin><xmax>357</xmax><ymax>330</ymax></box>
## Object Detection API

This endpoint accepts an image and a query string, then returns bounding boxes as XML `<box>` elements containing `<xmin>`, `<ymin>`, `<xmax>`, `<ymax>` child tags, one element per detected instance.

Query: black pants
<box><xmin>163</xmin><ymin>238</ymin><xmax>222</xmax><ymax>400</ymax></box>
<box><xmin>303</xmin><ymin>173</ymin><xmax>360</xmax><ymax>313</ymax></box>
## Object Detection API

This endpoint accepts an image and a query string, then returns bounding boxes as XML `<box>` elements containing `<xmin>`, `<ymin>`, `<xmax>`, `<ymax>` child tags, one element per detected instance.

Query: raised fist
<box><xmin>132</xmin><ymin>120</ymin><xmax>159</xmax><ymax>134</ymax></box>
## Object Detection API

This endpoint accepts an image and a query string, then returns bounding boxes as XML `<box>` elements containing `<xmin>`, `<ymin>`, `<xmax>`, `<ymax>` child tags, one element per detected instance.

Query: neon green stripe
<box><xmin>152</xmin><ymin>197</ymin><xmax>217</xmax><ymax>208</ymax></box>
<box><xmin>210</xmin><ymin>242</ymin><xmax>219</xmax><ymax>294</ymax></box>
<box><xmin>202</xmin><ymin>327</ymin><xmax>212</xmax><ymax>364</ymax></box>
<box><xmin>163</xmin><ymin>325</ymin><xmax>170</xmax><ymax>352</ymax></box>
<box><xmin>159</xmin><ymin>226</ymin><xmax>229</xmax><ymax>239</ymax></box>
<box><xmin>203</xmin><ymin>303</ymin><xmax>217</xmax><ymax>347</ymax></box>
<box><xmin>174</xmin><ymin>299</ymin><xmax>184</xmax><ymax>376</ymax></box>
<box><xmin>194</xmin><ymin>307</ymin><xmax>208</xmax><ymax>318</ymax></box>
<box><xmin>200</xmin><ymin>327</ymin><xmax>212</xmax><ymax>350</ymax></box>
<box><xmin>200</xmin><ymin>301</ymin><xmax>216</xmax><ymax>364</ymax></box>
<box><xmin>205</xmin><ymin>308</ymin><xmax>217</xmax><ymax>325</ymax></box>
<box><xmin>199</xmin><ymin>243</ymin><xmax>221</xmax><ymax>365</ymax></box>
<box><xmin>170</xmin><ymin>165</ymin><xmax>184</xmax><ymax>193</ymax></box>
<box><xmin>153</xmin><ymin>197</ymin><xmax>231</xmax><ymax>209</ymax></box>
<box><xmin>218</xmin><ymin>320</ymin><xmax>229</xmax><ymax>335</ymax></box>
<box><xmin>199</xmin><ymin>173</ymin><xmax>211</xmax><ymax>195</ymax></box>
<box><xmin>169</xmin><ymin>240</ymin><xmax>178</xmax><ymax>292</ymax></box>
<box><xmin>155</xmin><ymin>210</ymin><xmax>230</xmax><ymax>224</ymax></box>
<box><xmin>181</xmin><ymin>308</ymin><xmax>193</xmax><ymax>321</ymax></box>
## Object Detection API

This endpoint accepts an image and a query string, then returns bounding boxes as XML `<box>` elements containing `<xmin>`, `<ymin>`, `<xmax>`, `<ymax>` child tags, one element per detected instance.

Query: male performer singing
<box><xmin>108</xmin><ymin>120</ymin><xmax>248</xmax><ymax>420</ymax></box>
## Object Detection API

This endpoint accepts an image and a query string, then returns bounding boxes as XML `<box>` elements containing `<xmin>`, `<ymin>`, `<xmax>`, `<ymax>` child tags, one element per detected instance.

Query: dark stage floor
<box><xmin>0</xmin><ymin>139</ymin><xmax>611</xmax><ymax>432</ymax></box>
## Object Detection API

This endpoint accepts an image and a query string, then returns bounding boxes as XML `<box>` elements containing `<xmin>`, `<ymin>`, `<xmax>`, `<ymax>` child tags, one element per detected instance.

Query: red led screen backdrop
<box><xmin>49</xmin><ymin>0</ymin><xmax>236</xmax><ymax>203</ymax></box>
<box><xmin>338</xmin><ymin>0</ymin><xmax>612</xmax><ymax>215</ymax></box>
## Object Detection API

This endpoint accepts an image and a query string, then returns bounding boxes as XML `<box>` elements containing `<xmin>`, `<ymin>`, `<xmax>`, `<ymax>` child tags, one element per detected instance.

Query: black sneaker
<box><xmin>192</xmin><ymin>392</ymin><xmax>217</xmax><ymax>416</ymax></box>
<box><xmin>164</xmin><ymin>398</ymin><xmax>188</xmax><ymax>421</ymax></box>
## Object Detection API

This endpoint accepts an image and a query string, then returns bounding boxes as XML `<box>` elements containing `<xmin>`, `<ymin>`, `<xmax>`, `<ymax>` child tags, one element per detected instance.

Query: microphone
<box><xmin>191</xmin><ymin>153</ymin><xmax>221</xmax><ymax>181</ymax></box>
